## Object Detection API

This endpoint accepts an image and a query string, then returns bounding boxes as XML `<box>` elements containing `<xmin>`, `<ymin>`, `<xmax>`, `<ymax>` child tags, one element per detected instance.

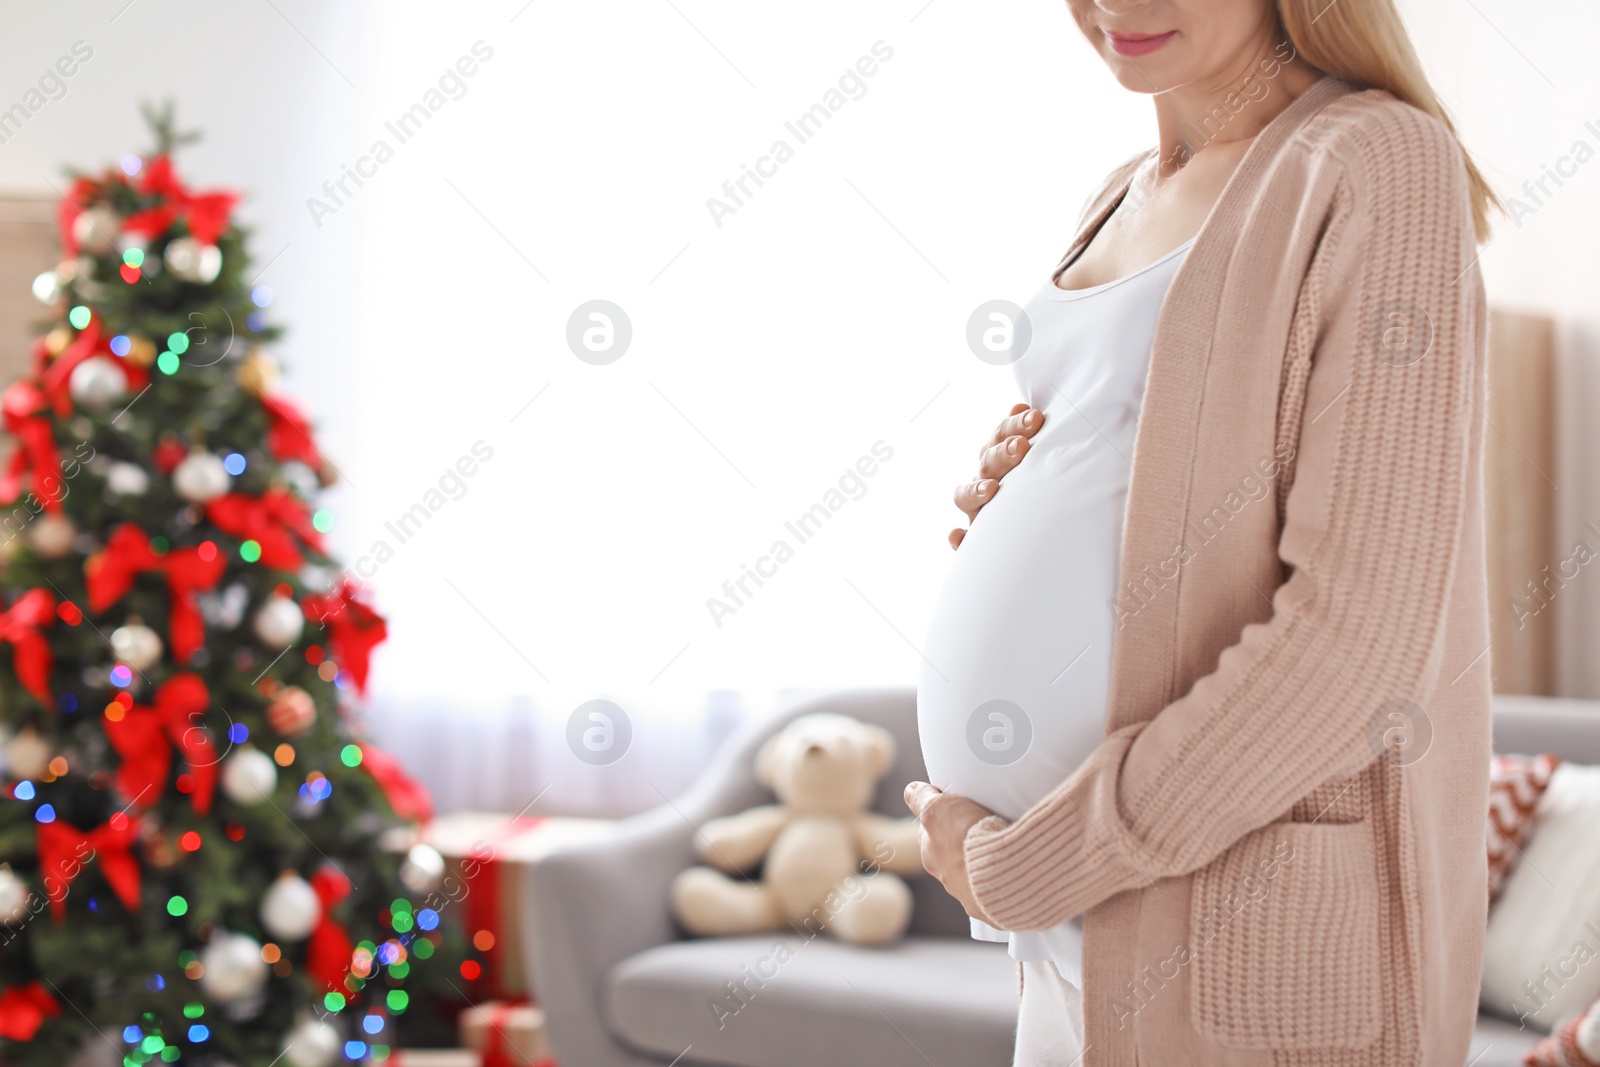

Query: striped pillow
<box><xmin>1524</xmin><ymin>1002</ymin><xmax>1600</xmax><ymax>1066</ymax></box>
<box><xmin>1488</xmin><ymin>753</ymin><xmax>1559</xmax><ymax>902</ymax></box>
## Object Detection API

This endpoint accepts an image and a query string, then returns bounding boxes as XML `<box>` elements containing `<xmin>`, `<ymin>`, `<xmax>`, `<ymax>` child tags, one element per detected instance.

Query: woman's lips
<box><xmin>1104</xmin><ymin>30</ymin><xmax>1177</xmax><ymax>57</ymax></box>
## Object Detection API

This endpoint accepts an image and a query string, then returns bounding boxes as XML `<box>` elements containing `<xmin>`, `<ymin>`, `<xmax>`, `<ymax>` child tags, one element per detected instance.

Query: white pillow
<box><xmin>1481</xmin><ymin>763</ymin><xmax>1600</xmax><ymax>1031</ymax></box>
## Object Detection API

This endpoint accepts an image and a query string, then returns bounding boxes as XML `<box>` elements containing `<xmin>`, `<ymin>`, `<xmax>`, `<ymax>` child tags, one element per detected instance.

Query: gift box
<box><xmin>389</xmin><ymin>1050</ymin><xmax>481</xmax><ymax>1067</ymax></box>
<box><xmin>392</xmin><ymin>813</ymin><xmax>613</xmax><ymax>1000</ymax></box>
<box><xmin>460</xmin><ymin>1001</ymin><xmax>553</xmax><ymax>1067</ymax></box>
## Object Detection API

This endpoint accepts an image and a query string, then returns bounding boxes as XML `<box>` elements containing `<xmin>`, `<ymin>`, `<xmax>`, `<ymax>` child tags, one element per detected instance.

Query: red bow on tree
<box><xmin>305</xmin><ymin>866</ymin><xmax>354</xmax><ymax>993</ymax></box>
<box><xmin>301</xmin><ymin>580</ymin><xmax>387</xmax><ymax>696</ymax></box>
<box><xmin>36</xmin><ymin>813</ymin><xmax>142</xmax><ymax>922</ymax></box>
<box><xmin>35</xmin><ymin>322</ymin><xmax>149</xmax><ymax>420</ymax></box>
<box><xmin>0</xmin><ymin>589</ymin><xmax>56</xmax><ymax>704</ymax></box>
<box><xmin>259</xmin><ymin>394</ymin><xmax>326</xmax><ymax>471</ymax></box>
<box><xmin>206</xmin><ymin>489</ymin><xmax>324</xmax><ymax>571</ymax></box>
<box><xmin>0</xmin><ymin>381</ymin><xmax>64</xmax><ymax>513</ymax></box>
<box><xmin>120</xmin><ymin>155</ymin><xmax>239</xmax><ymax>247</ymax></box>
<box><xmin>356</xmin><ymin>743</ymin><xmax>434</xmax><ymax>825</ymax></box>
<box><xmin>86</xmin><ymin>524</ymin><xmax>227</xmax><ymax>664</ymax></box>
<box><xmin>103</xmin><ymin>674</ymin><xmax>216</xmax><ymax>814</ymax></box>
<box><xmin>0</xmin><ymin>982</ymin><xmax>60</xmax><ymax>1041</ymax></box>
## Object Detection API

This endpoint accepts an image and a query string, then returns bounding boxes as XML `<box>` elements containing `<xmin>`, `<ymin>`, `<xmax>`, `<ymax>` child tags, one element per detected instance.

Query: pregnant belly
<box><xmin>916</xmin><ymin>469</ymin><xmax>1122</xmax><ymax>821</ymax></box>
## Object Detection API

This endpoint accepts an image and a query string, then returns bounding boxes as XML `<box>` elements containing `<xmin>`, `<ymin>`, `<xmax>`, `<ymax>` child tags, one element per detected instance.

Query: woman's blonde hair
<box><xmin>1277</xmin><ymin>0</ymin><xmax>1499</xmax><ymax>243</ymax></box>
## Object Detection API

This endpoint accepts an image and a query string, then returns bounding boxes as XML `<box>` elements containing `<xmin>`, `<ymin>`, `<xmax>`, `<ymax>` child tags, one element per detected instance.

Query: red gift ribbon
<box><xmin>305</xmin><ymin>866</ymin><xmax>355</xmax><ymax>993</ymax></box>
<box><xmin>259</xmin><ymin>394</ymin><xmax>326</xmax><ymax>471</ymax></box>
<box><xmin>356</xmin><ymin>743</ymin><xmax>433</xmax><ymax>825</ymax></box>
<box><xmin>206</xmin><ymin>489</ymin><xmax>323</xmax><ymax>571</ymax></box>
<box><xmin>0</xmin><ymin>380</ymin><xmax>64</xmax><ymax>513</ymax></box>
<box><xmin>36</xmin><ymin>814</ymin><xmax>142</xmax><ymax>922</ymax></box>
<box><xmin>0</xmin><ymin>981</ymin><xmax>60</xmax><ymax>1041</ymax></box>
<box><xmin>104</xmin><ymin>673</ymin><xmax>216</xmax><ymax>814</ymax></box>
<box><xmin>0</xmin><ymin>589</ymin><xmax>56</xmax><ymax>704</ymax></box>
<box><xmin>120</xmin><ymin>155</ymin><xmax>239</xmax><ymax>247</ymax></box>
<box><xmin>478</xmin><ymin>1000</ymin><xmax>530</xmax><ymax>1067</ymax></box>
<box><xmin>85</xmin><ymin>524</ymin><xmax>226</xmax><ymax>664</ymax></box>
<box><xmin>301</xmin><ymin>579</ymin><xmax>387</xmax><ymax>696</ymax></box>
<box><xmin>460</xmin><ymin>817</ymin><xmax>544</xmax><ymax>1001</ymax></box>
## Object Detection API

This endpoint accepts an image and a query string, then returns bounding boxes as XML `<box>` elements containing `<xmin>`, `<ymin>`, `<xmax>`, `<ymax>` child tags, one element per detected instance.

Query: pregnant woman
<box><xmin>904</xmin><ymin>1</ymin><xmax>1495</xmax><ymax>1066</ymax></box>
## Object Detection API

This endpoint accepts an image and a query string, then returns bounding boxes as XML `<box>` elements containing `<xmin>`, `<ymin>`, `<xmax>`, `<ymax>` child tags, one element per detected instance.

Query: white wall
<box><xmin>5</xmin><ymin>0</ymin><xmax>1600</xmax><ymax>725</ymax></box>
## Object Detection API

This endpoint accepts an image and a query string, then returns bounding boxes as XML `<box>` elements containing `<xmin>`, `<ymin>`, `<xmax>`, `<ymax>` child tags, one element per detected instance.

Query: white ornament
<box><xmin>68</xmin><ymin>356</ymin><xmax>128</xmax><ymax>411</ymax></box>
<box><xmin>199</xmin><ymin>583</ymin><xmax>249</xmax><ymax>629</ymax></box>
<box><xmin>279</xmin><ymin>462</ymin><xmax>320</xmax><ymax>499</ymax></box>
<box><xmin>5</xmin><ymin>730</ymin><xmax>51</xmax><ymax>780</ymax></box>
<box><xmin>164</xmin><ymin>238</ymin><xmax>223</xmax><ymax>283</ymax></box>
<box><xmin>283</xmin><ymin>1017</ymin><xmax>341</xmax><ymax>1067</ymax></box>
<box><xmin>27</xmin><ymin>514</ymin><xmax>76</xmax><ymax>559</ymax></box>
<box><xmin>106</xmin><ymin>461</ymin><xmax>150</xmax><ymax>496</ymax></box>
<box><xmin>399</xmin><ymin>843</ymin><xmax>446</xmax><ymax>895</ymax></box>
<box><xmin>198</xmin><ymin>932</ymin><xmax>268</xmax><ymax>1004</ymax></box>
<box><xmin>0</xmin><ymin>866</ymin><xmax>30</xmax><ymax>924</ymax></box>
<box><xmin>195</xmin><ymin>244</ymin><xmax>223</xmax><ymax>283</ymax></box>
<box><xmin>220</xmin><ymin>746</ymin><xmax>277</xmax><ymax>805</ymax></box>
<box><xmin>31</xmin><ymin>271</ymin><xmax>60</xmax><ymax>304</ymax></box>
<box><xmin>173</xmin><ymin>450</ymin><xmax>231</xmax><ymax>502</ymax></box>
<box><xmin>110</xmin><ymin>623</ymin><xmax>163</xmax><ymax>671</ymax></box>
<box><xmin>253</xmin><ymin>598</ymin><xmax>304</xmax><ymax>648</ymax></box>
<box><xmin>259</xmin><ymin>873</ymin><xmax>321</xmax><ymax>941</ymax></box>
<box><xmin>72</xmin><ymin>204</ymin><xmax>121</xmax><ymax>256</ymax></box>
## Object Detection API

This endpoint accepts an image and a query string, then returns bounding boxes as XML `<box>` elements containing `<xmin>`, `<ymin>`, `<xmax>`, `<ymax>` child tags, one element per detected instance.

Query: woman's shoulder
<box><xmin>1291</xmin><ymin>83</ymin><xmax>1467</xmax><ymax>193</ymax></box>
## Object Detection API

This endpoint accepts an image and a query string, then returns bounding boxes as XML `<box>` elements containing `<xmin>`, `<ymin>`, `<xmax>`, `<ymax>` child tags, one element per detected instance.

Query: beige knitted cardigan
<box><xmin>964</xmin><ymin>75</ymin><xmax>1491</xmax><ymax>1067</ymax></box>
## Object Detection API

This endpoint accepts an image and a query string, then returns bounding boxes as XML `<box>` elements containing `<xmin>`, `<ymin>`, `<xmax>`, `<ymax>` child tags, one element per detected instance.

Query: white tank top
<box><xmin>916</xmin><ymin>234</ymin><xmax>1194</xmax><ymax>983</ymax></box>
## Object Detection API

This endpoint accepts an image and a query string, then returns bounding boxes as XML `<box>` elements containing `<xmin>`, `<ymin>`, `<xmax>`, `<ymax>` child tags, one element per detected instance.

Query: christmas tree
<box><xmin>0</xmin><ymin>105</ymin><xmax>447</xmax><ymax>1067</ymax></box>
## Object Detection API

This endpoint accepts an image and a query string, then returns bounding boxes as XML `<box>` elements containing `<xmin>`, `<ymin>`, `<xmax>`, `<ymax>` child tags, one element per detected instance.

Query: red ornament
<box><xmin>153</xmin><ymin>438</ymin><xmax>187</xmax><ymax>474</ymax></box>
<box><xmin>0</xmin><ymin>981</ymin><xmax>60</xmax><ymax>1041</ymax></box>
<box><xmin>266</xmin><ymin>686</ymin><xmax>316</xmax><ymax>737</ymax></box>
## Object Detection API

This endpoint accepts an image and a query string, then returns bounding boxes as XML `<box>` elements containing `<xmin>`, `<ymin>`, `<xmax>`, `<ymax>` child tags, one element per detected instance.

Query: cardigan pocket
<box><xmin>1187</xmin><ymin>820</ymin><xmax>1382</xmax><ymax>1051</ymax></box>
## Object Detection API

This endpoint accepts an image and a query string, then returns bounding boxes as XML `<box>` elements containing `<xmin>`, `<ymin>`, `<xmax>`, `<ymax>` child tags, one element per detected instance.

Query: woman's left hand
<box><xmin>904</xmin><ymin>780</ymin><xmax>1000</xmax><ymax>924</ymax></box>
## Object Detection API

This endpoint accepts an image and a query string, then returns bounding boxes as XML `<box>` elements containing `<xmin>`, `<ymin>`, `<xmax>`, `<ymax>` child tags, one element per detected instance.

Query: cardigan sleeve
<box><xmin>963</xmin><ymin>103</ymin><xmax>1487</xmax><ymax>932</ymax></box>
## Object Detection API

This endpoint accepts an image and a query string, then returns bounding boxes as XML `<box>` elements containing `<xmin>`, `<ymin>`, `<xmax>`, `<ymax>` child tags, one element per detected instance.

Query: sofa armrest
<box><xmin>525</xmin><ymin>729</ymin><xmax>773</xmax><ymax>1066</ymax></box>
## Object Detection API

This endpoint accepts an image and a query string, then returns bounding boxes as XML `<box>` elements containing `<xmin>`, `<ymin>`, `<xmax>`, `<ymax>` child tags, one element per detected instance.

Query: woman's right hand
<box><xmin>949</xmin><ymin>403</ymin><xmax>1043</xmax><ymax>550</ymax></box>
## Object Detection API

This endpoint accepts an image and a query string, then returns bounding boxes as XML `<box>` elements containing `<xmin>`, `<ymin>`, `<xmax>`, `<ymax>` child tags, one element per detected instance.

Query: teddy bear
<box><xmin>670</xmin><ymin>712</ymin><xmax>926</xmax><ymax>946</ymax></box>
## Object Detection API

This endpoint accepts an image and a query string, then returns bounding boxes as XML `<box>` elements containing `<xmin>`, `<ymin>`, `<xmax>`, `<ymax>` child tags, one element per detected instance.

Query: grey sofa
<box><xmin>526</xmin><ymin>688</ymin><xmax>1600</xmax><ymax>1067</ymax></box>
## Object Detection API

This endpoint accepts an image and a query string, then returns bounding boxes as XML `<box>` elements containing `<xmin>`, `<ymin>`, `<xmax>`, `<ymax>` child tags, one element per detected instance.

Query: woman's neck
<box><xmin>1149</xmin><ymin>31</ymin><xmax>1322</xmax><ymax>178</ymax></box>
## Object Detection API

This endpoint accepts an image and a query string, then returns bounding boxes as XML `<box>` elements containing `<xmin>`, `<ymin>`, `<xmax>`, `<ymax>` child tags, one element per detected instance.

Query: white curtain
<box><xmin>324</xmin><ymin>0</ymin><xmax>1146</xmax><ymax>812</ymax></box>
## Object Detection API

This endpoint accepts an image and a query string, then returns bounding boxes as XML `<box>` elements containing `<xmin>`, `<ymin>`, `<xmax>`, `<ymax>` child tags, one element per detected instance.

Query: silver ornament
<box><xmin>106</xmin><ymin>462</ymin><xmax>150</xmax><ymax>496</ymax></box>
<box><xmin>72</xmin><ymin>204</ymin><xmax>121</xmax><ymax>256</ymax></box>
<box><xmin>110</xmin><ymin>623</ymin><xmax>163</xmax><ymax>671</ymax></box>
<box><xmin>253</xmin><ymin>598</ymin><xmax>304</xmax><ymax>648</ymax></box>
<box><xmin>200</xmin><ymin>584</ymin><xmax>249</xmax><ymax>629</ymax></box>
<box><xmin>220</xmin><ymin>746</ymin><xmax>277</xmax><ymax>805</ymax></box>
<box><xmin>31</xmin><ymin>271</ymin><xmax>60</xmax><ymax>304</ymax></box>
<box><xmin>27</xmin><ymin>514</ymin><xmax>76</xmax><ymax>559</ymax></box>
<box><xmin>4</xmin><ymin>730</ymin><xmax>50</xmax><ymax>779</ymax></box>
<box><xmin>259</xmin><ymin>874</ymin><xmax>321</xmax><ymax>942</ymax></box>
<box><xmin>68</xmin><ymin>356</ymin><xmax>128</xmax><ymax>411</ymax></box>
<box><xmin>173</xmin><ymin>450</ymin><xmax>231</xmax><ymax>502</ymax></box>
<box><xmin>283</xmin><ymin>1017</ymin><xmax>341</xmax><ymax>1067</ymax></box>
<box><xmin>198</xmin><ymin>933</ymin><xmax>268</xmax><ymax>1004</ymax></box>
<box><xmin>0</xmin><ymin>865</ymin><xmax>31</xmax><ymax>924</ymax></box>
<box><xmin>399</xmin><ymin>843</ymin><xmax>446</xmax><ymax>895</ymax></box>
